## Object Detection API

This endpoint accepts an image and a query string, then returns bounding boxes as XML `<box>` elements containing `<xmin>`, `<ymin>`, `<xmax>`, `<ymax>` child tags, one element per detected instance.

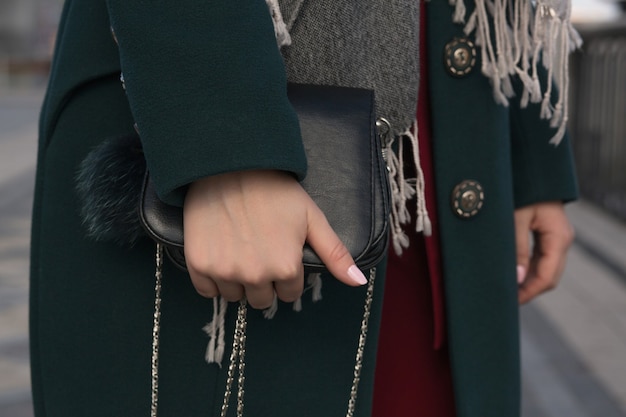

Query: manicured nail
<box><xmin>517</xmin><ymin>265</ymin><xmax>527</xmax><ymax>285</ymax></box>
<box><xmin>348</xmin><ymin>265</ymin><xmax>368</xmax><ymax>285</ymax></box>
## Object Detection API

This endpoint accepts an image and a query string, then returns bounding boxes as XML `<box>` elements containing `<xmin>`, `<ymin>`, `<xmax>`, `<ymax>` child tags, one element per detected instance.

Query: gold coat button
<box><xmin>451</xmin><ymin>180</ymin><xmax>484</xmax><ymax>218</ymax></box>
<box><xmin>444</xmin><ymin>37</ymin><xmax>477</xmax><ymax>77</ymax></box>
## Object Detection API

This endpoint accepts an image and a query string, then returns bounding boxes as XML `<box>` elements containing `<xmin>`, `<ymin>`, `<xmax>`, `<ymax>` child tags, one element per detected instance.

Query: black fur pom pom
<box><xmin>76</xmin><ymin>133</ymin><xmax>147</xmax><ymax>245</ymax></box>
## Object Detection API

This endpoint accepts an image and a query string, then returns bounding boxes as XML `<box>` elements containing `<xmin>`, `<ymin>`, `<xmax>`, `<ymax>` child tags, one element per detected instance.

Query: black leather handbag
<box><xmin>77</xmin><ymin>84</ymin><xmax>391</xmax><ymax>417</ymax></box>
<box><xmin>139</xmin><ymin>84</ymin><xmax>391</xmax><ymax>272</ymax></box>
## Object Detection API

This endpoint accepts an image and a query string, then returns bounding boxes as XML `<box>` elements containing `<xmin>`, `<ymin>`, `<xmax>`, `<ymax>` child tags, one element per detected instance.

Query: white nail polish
<box><xmin>348</xmin><ymin>265</ymin><xmax>368</xmax><ymax>285</ymax></box>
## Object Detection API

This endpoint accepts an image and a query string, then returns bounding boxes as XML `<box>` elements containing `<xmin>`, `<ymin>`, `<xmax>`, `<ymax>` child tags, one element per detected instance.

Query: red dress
<box><xmin>371</xmin><ymin>4</ymin><xmax>457</xmax><ymax>416</ymax></box>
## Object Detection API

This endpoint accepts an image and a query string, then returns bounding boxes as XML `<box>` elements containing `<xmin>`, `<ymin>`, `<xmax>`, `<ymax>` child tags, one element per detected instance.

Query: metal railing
<box><xmin>569</xmin><ymin>20</ymin><xmax>626</xmax><ymax>222</ymax></box>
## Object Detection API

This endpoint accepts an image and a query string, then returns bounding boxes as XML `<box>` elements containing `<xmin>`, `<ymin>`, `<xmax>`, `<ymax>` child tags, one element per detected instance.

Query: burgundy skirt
<box><xmin>371</xmin><ymin>2</ymin><xmax>457</xmax><ymax>414</ymax></box>
<box><xmin>372</xmin><ymin>231</ymin><xmax>456</xmax><ymax>417</ymax></box>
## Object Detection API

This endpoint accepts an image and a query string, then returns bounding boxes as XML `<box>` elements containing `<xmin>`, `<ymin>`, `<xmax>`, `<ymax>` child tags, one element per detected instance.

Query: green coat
<box><xmin>426</xmin><ymin>2</ymin><xmax>577</xmax><ymax>415</ymax></box>
<box><xmin>30</xmin><ymin>1</ymin><xmax>577</xmax><ymax>417</ymax></box>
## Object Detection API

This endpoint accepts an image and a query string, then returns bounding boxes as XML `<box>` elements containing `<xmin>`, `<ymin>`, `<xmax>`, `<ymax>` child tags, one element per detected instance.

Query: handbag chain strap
<box><xmin>220</xmin><ymin>300</ymin><xmax>248</xmax><ymax>417</ymax></box>
<box><xmin>346</xmin><ymin>267</ymin><xmax>376</xmax><ymax>417</ymax></box>
<box><xmin>150</xmin><ymin>243</ymin><xmax>376</xmax><ymax>417</ymax></box>
<box><xmin>151</xmin><ymin>244</ymin><xmax>164</xmax><ymax>417</ymax></box>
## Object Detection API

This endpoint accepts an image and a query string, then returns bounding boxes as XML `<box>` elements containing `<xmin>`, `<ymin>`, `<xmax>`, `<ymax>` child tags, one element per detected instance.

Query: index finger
<box><xmin>305</xmin><ymin>203</ymin><xmax>367</xmax><ymax>286</ymax></box>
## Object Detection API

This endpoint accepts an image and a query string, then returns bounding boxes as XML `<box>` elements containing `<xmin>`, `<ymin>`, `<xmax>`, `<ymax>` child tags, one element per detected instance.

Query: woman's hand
<box><xmin>514</xmin><ymin>201</ymin><xmax>575</xmax><ymax>304</ymax></box>
<box><xmin>183</xmin><ymin>170</ymin><xmax>367</xmax><ymax>309</ymax></box>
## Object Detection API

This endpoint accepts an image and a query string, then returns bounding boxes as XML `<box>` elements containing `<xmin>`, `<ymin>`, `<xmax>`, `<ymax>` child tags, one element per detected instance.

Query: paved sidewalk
<box><xmin>1</xmin><ymin>88</ymin><xmax>625</xmax><ymax>416</ymax></box>
<box><xmin>0</xmin><ymin>88</ymin><xmax>40</xmax><ymax>416</ymax></box>
<box><xmin>521</xmin><ymin>201</ymin><xmax>626</xmax><ymax>416</ymax></box>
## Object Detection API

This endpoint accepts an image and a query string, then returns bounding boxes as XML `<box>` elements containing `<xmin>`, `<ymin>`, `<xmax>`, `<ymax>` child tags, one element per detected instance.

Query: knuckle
<box><xmin>184</xmin><ymin>245</ymin><xmax>208</xmax><ymax>267</ymax></box>
<box><xmin>538</xmin><ymin>275</ymin><xmax>558</xmax><ymax>292</ymax></box>
<box><xmin>191</xmin><ymin>278</ymin><xmax>218</xmax><ymax>298</ymax></box>
<box><xmin>327</xmin><ymin>240</ymin><xmax>350</xmax><ymax>264</ymax></box>
<box><xmin>185</xmin><ymin>255</ymin><xmax>214</xmax><ymax>277</ymax></box>
<box><xmin>208</xmin><ymin>264</ymin><xmax>239</xmax><ymax>283</ymax></box>
<box><xmin>552</xmin><ymin>219</ymin><xmax>575</xmax><ymax>248</ymax></box>
<box><xmin>240</xmin><ymin>270</ymin><xmax>266</xmax><ymax>287</ymax></box>
<box><xmin>276</xmin><ymin>285</ymin><xmax>303</xmax><ymax>303</ymax></box>
<box><xmin>273</xmin><ymin>261</ymin><xmax>301</xmax><ymax>282</ymax></box>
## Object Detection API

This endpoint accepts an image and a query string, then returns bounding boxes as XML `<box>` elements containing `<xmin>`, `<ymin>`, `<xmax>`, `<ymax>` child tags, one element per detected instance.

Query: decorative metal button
<box><xmin>120</xmin><ymin>73</ymin><xmax>126</xmax><ymax>90</ymax></box>
<box><xmin>444</xmin><ymin>37</ymin><xmax>477</xmax><ymax>77</ymax></box>
<box><xmin>451</xmin><ymin>180</ymin><xmax>484</xmax><ymax>218</ymax></box>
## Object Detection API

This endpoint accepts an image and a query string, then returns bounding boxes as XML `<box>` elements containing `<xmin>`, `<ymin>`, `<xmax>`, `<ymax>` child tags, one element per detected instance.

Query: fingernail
<box><xmin>517</xmin><ymin>265</ymin><xmax>527</xmax><ymax>285</ymax></box>
<box><xmin>348</xmin><ymin>265</ymin><xmax>368</xmax><ymax>285</ymax></box>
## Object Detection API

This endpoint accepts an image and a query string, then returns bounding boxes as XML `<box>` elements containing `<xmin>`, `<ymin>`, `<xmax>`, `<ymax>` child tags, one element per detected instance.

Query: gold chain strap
<box><xmin>220</xmin><ymin>300</ymin><xmax>248</xmax><ymax>417</ymax></box>
<box><xmin>346</xmin><ymin>267</ymin><xmax>376</xmax><ymax>417</ymax></box>
<box><xmin>150</xmin><ymin>259</ymin><xmax>376</xmax><ymax>417</ymax></box>
<box><xmin>150</xmin><ymin>244</ymin><xmax>164</xmax><ymax>417</ymax></box>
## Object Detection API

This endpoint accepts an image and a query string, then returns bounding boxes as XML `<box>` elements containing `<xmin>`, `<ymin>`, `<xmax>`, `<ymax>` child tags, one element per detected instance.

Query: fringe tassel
<box><xmin>203</xmin><ymin>296</ymin><xmax>228</xmax><ymax>366</ymax></box>
<box><xmin>405</xmin><ymin>123</ymin><xmax>432</xmax><ymax>237</ymax></box>
<box><xmin>293</xmin><ymin>297</ymin><xmax>303</xmax><ymax>312</ymax></box>
<box><xmin>265</xmin><ymin>0</ymin><xmax>292</xmax><ymax>47</ymax></box>
<box><xmin>260</xmin><ymin>273</ymin><xmax>324</xmax><ymax>317</ymax></box>
<box><xmin>308</xmin><ymin>272</ymin><xmax>323</xmax><ymax>302</ymax></box>
<box><xmin>203</xmin><ymin>275</ymin><xmax>323</xmax><ymax>363</ymax></box>
<box><xmin>386</xmin><ymin>133</ymin><xmax>412</xmax><ymax>256</ymax></box>
<box><xmin>291</xmin><ymin>273</ymin><xmax>323</xmax><ymax>312</ymax></box>
<box><xmin>450</xmin><ymin>0</ymin><xmax>467</xmax><ymax>23</ymax></box>
<box><xmin>384</xmin><ymin>119</ymin><xmax>432</xmax><ymax>257</ymax></box>
<box><xmin>451</xmin><ymin>0</ymin><xmax>582</xmax><ymax>145</ymax></box>
<box><xmin>263</xmin><ymin>293</ymin><xmax>280</xmax><ymax>319</ymax></box>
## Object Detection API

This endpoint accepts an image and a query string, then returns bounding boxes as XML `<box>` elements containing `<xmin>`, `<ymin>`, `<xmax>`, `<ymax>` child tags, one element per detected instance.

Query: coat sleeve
<box><xmin>509</xmin><ymin>71</ymin><xmax>579</xmax><ymax>208</ymax></box>
<box><xmin>106</xmin><ymin>0</ymin><xmax>306</xmax><ymax>206</ymax></box>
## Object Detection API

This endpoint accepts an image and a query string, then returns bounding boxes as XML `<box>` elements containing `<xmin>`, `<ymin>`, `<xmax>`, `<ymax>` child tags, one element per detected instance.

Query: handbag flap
<box><xmin>140</xmin><ymin>84</ymin><xmax>390</xmax><ymax>272</ymax></box>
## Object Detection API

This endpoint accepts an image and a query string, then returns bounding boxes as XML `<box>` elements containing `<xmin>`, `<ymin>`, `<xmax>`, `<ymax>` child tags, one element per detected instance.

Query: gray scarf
<box><xmin>278</xmin><ymin>0</ymin><xmax>421</xmax><ymax>138</ymax></box>
<box><xmin>270</xmin><ymin>0</ymin><xmax>427</xmax><ymax>251</ymax></box>
<box><xmin>262</xmin><ymin>0</ymin><xmax>580</xmax><ymax>256</ymax></box>
<box><xmin>271</xmin><ymin>0</ymin><xmax>581</xmax><ymax>145</ymax></box>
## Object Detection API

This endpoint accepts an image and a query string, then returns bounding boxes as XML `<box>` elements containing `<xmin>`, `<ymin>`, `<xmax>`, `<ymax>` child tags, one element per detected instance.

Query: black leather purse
<box><xmin>77</xmin><ymin>84</ymin><xmax>391</xmax><ymax>417</ymax></box>
<box><xmin>139</xmin><ymin>84</ymin><xmax>391</xmax><ymax>272</ymax></box>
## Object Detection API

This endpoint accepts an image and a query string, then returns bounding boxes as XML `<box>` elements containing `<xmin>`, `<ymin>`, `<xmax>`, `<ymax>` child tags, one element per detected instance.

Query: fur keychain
<box><xmin>76</xmin><ymin>133</ymin><xmax>147</xmax><ymax>245</ymax></box>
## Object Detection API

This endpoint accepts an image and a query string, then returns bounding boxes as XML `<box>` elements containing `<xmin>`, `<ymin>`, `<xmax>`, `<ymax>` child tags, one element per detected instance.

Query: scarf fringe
<box><xmin>203</xmin><ymin>296</ymin><xmax>228</xmax><ymax>366</ymax></box>
<box><xmin>200</xmin><ymin>275</ymin><xmax>326</xmax><ymax>366</ymax></box>
<box><xmin>384</xmin><ymin>119</ymin><xmax>432</xmax><ymax>257</ymax></box>
<box><xmin>450</xmin><ymin>0</ymin><xmax>581</xmax><ymax>145</ymax></box>
<box><xmin>266</xmin><ymin>0</ymin><xmax>292</xmax><ymax>47</ymax></box>
<box><xmin>262</xmin><ymin>272</ymin><xmax>324</xmax><ymax>319</ymax></box>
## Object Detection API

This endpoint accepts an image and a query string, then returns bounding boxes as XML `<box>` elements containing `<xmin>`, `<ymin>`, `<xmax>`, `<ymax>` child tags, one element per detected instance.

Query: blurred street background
<box><xmin>1</xmin><ymin>1</ymin><xmax>626</xmax><ymax>416</ymax></box>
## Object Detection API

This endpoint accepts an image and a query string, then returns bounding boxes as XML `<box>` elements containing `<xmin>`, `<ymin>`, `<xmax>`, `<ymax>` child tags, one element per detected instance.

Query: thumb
<box><xmin>514</xmin><ymin>206</ymin><xmax>533</xmax><ymax>285</ymax></box>
<box><xmin>305</xmin><ymin>203</ymin><xmax>368</xmax><ymax>286</ymax></box>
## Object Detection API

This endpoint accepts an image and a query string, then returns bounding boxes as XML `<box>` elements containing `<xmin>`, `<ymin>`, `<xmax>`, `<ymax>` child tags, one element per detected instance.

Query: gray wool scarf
<box><xmin>271</xmin><ymin>0</ymin><xmax>581</xmax><ymax>145</ymax></box>
<box><xmin>262</xmin><ymin>0</ymin><xmax>581</xmax><ymax>255</ymax></box>
<box><xmin>277</xmin><ymin>0</ymin><xmax>421</xmax><ymax>138</ymax></box>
